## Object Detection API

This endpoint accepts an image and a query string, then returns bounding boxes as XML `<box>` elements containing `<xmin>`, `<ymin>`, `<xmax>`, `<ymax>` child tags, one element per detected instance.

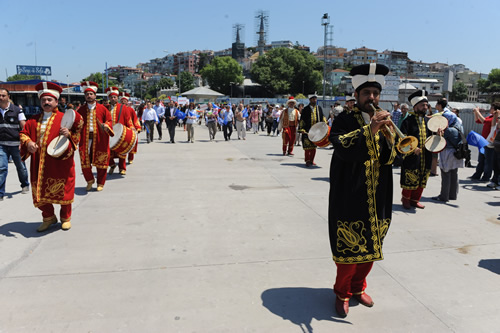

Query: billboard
<box><xmin>16</xmin><ymin>65</ymin><xmax>52</xmax><ymax>76</ymax></box>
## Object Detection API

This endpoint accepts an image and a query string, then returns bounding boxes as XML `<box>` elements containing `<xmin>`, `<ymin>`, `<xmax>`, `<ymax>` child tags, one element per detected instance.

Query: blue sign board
<box><xmin>16</xmin><ymin>65</ymin><xmax>52</xmax><ymax>76</ymax></box>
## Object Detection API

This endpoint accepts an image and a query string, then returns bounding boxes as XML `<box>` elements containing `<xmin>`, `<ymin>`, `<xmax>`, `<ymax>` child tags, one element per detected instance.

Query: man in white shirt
<box><xmin>142</xmin><ymin>101</ymin><xmax>159</xmax><ymax>143</ymax></box>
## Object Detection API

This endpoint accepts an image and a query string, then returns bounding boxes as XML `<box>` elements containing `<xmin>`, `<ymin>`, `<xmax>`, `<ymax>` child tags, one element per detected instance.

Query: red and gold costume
<box><xmin>118</xmin><ymin>92</ymin><xmax>141</xmax><ymax>164</ymax></box>
<box><xmin>108</xmin><ymin>102</ymin><xmax>135</xmax><ymax>172</ymax></box>
<box><xmin>20</xmin><ymin>109</ymin><xmax>83</xmax><ymax>222</ymax></box>
<box><xmin>78</xmin><ymin>103</ymin><xmax>113</xmax><ymax>188</ymax></box>
<box><xmin>279</xmin><ymin>107</ymin><xmax>300</xmax><ymax>155</ymax></box>
<box><xmin>127</xmin><ymin>104</ymin><xmax>141</xmax><ymax>163</ymax></box>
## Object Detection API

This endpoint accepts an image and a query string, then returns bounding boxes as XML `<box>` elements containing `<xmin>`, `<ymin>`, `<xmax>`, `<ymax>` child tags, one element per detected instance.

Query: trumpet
<box><xmin>370</xmin><ymin>103</ymin><xmax>418</xmax><ymax>154</ymax></box>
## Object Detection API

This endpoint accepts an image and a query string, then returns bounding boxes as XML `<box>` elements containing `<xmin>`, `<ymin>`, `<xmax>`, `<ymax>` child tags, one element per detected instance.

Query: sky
<box><xmin>1</xmin><ymin>0</ymin><xmax>499</xmax><ymax>84</ymax></box>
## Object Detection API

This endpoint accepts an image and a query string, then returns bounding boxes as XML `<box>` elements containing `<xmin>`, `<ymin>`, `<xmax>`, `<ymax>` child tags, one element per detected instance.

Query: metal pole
<box><xmin>322</xmin><ymin>14</ymin><xmax>329</xmax><ymax>110</ymax></box>
<box><xmin>106</xmin><ymin>62</ymin><xmax>108</xmax><ymax>89</ymax></box>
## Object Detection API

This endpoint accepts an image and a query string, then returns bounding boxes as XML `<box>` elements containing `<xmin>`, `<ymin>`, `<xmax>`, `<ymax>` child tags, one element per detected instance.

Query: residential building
<box><xmin>377</xmin><ymin>50</ymin><xmax>409</xmax><ymax>77</ymax></box>
<box><xmin>345</xmin><ymin>47</ymin><xmax>377</xmax><ymax>66</ymax></box>
<box><xmin>315</xmin><ymin>46</ymin><xmax>347</xmax><ymax>68</ymax></box>
<box><xmin>328</xmin><ymin>69</ymin><xmax>349</xmax><ymax>86</ymax></box>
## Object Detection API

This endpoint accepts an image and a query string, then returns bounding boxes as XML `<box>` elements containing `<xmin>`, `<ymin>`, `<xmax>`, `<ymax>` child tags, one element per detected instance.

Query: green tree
<box><xmin>158</xmin><ymin>77</ymin><xmax>174</xmax><ymax>89</ymax></box>
<box><xmin>7</xmin><ymin>74</ymin><xmax>41</xmax><ymax>81</ymax></box>
<box><xmin>198</xmin><ymin>53</ymin><xmax>211</xmax><ymax>72</ymax></box>
<box><xmin>200</xmin><ymin>56</ymin><xmax>244</xmax><ymax>95</ymax></box>
<box><xmin>450</xmin><ymin>82</ymin><xmax>468</xmax><ymax>102</ymax></box>
<box><xmin>478</xmin><ymin>69</ymin><xmax>500</xmax><ymax>97</ymax></box>
<box><xmin>177</xmin><ymin>72</ymin><xmax>194</xmax><ymax>93</ymax></box>
<box><xmin>250</xmin><ymin>48</ymin><xmax>323</xmax><ymax>95</ymax></box>
<box><xmin>82</xmin><ymin>72</ymin><xmax>119</xmax><ymax>93</ymax></box>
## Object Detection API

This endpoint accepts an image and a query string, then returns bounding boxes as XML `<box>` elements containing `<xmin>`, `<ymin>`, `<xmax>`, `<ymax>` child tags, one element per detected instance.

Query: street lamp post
<box><xmin>321</xmin><ymin>13</ymin><xmax>330</xmax><ymax>110</ymax></box>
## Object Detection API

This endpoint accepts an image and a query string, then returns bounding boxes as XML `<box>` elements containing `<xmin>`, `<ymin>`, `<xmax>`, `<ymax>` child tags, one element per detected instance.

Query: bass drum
<box><xmin>308</xmin><ymin>122</ymin><xmax>331</xmax><ymax>148</ymax></box>
<box><xmin>109</xmin><ymin>123</ymin><xmax>138</xmax><ymax>157</ymax></box>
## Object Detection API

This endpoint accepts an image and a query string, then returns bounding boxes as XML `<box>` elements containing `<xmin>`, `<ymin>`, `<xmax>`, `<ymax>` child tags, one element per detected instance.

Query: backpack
<box><xmin>452</xmin><ymin>128</ymin><xmax>471</xmax><ymax>160</ymax></box>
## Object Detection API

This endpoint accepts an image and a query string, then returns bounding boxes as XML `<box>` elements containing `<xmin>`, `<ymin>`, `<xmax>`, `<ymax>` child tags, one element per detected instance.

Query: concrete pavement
<box><xmin>0</xmin><ymin>124</ymin><xmax>499</xmax><ymax>332</ymax></box>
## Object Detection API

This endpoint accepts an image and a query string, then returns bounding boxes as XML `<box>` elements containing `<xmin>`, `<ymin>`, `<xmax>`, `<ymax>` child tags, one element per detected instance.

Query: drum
<box><xmin>425</xmin><ymin>135</ymin><xmax>447</xmax><ymax>153</ymax></box>
<box><xmin>47</xmin><ymin>135</ymin><xmax>73</xmax><ymax>159</ymax></box>
<box><xmin>308</xmin><ymin>122</ymin><xmax>331</xmax><ymax>148</ymax></box>
<box><xmin>427</xmin><ymin>115</ymin><xmax>448</xmax><ymax>132</ymax></box>
<box><xmin>61</xmin><ymin>109</ymin><xmax>75</xmax><ymax>129</ymax></box>
<box><xmin>109</xmin><ymin>123</ymin><xmax>137</xmax><ymax>156</ymax></box>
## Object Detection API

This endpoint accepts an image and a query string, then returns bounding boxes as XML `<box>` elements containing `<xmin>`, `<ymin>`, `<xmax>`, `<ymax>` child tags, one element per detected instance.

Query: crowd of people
<box><xmin>1</xmin><ymin>63</ymin><xmax>498</xmax><ymax>321</ymax></box>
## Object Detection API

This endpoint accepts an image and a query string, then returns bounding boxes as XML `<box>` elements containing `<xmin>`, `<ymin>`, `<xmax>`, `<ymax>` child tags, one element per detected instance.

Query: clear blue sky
<box><xmin>1</xmin><ymin>0</ymin><xmax>498</xmax><ymax>83</ymax></box>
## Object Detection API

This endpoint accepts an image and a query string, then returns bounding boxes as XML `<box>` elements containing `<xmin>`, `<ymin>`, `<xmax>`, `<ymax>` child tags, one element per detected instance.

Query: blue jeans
<box><xmin>472</xmin><ymin>146</ymin><xmax>494</xmax><ymax>181</ymax></box>
<box><xmin>0</xmin><ymin>144</ymin><xmax>29</xmax><ymax>197</ymax></box>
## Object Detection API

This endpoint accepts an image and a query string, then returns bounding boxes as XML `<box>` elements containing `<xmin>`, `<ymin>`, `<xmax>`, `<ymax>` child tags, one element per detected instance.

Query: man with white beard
<box><xmin>278</xmin><ymin>97</ymin><xmax>300</xmax><ymax>156</ymax></box>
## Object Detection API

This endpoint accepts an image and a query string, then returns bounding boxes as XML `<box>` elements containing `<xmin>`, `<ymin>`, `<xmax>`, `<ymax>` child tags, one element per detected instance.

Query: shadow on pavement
<box><xmin>261</xmin><ymin>287</ymin><xmax>350</xmax><ymax>333</ymax></box>
<box><xmin>478</xmin><ymin>259</ymin><xmax>500</xmax><ymax>275</ymax></box>
<box><xmin>311</xmin><ymin>177</ymin><xmax>329</xmax><ymax>183</ymax></box>
<box><xmin>0</xmin><ymin>221</ymin><xmax>59</xmax><ymax>238</ymax></box>
<box><xmin>281</xmin><ymin>163</ymin><xmax>322</xmax><ymax>169</ymax></box>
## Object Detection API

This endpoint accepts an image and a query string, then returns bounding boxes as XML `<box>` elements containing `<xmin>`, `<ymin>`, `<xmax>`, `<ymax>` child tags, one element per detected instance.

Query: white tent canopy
<box><xmin>180</xmin><ymin>86</ymin><xmax>224</xmax><ymax>101</ymax></box>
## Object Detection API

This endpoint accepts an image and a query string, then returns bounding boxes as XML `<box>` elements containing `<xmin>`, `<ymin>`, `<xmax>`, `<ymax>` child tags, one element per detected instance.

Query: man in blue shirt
<box><xmin>222</xmin><ymin>105</ymin><xmax>233</xmax><ymax>141</ymax></box>
<box><xmin>153</xmin><ymin>100</ymin><xmax>165</xmax><ymax>140</ymax></box>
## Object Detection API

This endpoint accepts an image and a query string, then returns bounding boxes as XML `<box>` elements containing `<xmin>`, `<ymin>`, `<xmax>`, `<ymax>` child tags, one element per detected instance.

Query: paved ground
<box><xmin>1</xmin><ymin>124</ymin><xmax>499</xmax><ymax>333</ymax></box>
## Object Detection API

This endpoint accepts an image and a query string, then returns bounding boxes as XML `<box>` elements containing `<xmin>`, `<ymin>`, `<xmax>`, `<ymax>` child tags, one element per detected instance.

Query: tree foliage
<box><xmin>478</xmin><ymin>69</ymin><xmax>500</xmax><ymax>95</ymax></box>
<box><xmin>177</xmin><ymin>71</ymin><xmax>195</xmax><ymax>93</ymax></box>
<box><xmin>450</xmin><ymin>82</ymin><xmax>468</xmax><ymax>102</ymax></box>
<box><xmin>158</xmin><ymin>77</ymin><xmax>174</xmax><ymax>89</ymax></box>
<box><xmin>200</xmin><ymin>56</ymin><xmax>244</xmax><ymax>95</ymax></box>
<box><xmin>250</xmin><ymin>48</ymin><xmax>323</xmax><ymax>96</ymax></box>
<box><xmin>82</xmin><ymin>72</ymin><xmax>118</xmax><ymax>93</ymax></box>
<box><xmin>7</xmin><ymin>74</ymin><xmax>41</xmax><ymax>81</ymax></box>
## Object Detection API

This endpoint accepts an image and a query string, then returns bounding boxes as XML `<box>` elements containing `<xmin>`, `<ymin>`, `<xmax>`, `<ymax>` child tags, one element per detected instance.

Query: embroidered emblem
<box><xmin>95</xmin><ymin>151</ymin><xmax>109</xmax><ymax>165</ymax></box>
<box><xmin>339</xmin><ymin>129</ymin><xmax>361</xmax><ymax>148</ymax></box>
<box><xmin>337</xmin><ymin>220</ymin><xmax>368</xmax><ymax>254</ymax></box>
<box><xmin>44</xmin><ymin>178</ymin><xmax>65</xmax><ymax>199</ymax></box>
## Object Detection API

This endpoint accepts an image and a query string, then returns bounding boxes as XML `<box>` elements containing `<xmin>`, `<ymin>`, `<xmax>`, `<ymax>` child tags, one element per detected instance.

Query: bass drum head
<box><xmin>424</xmin><ymin>135</ymin><xmax>447</xmax><ymax>153</ymax></box>
<box><xmin>428</xmin><ymin>115</ymin><xmax>448</xmax><ymax>132</ymax></box>
<box><xmin>47</xmin><ymin>135</ymin><xmax>70</xmax><ymax>158</ymax></box>
<box><xmin>109</xmin><ymin>123</ymin><xmax>124</xmax><ymax>149</ymax></box>
<box><xmin>308</xmin><ymin>122</ymin><xmax>328</xmax><ymax>142</ymax></box>
<box><xmin>60</xmin><ymin>109</ymin><xmax>75</xmax><ymax>129</ymax></box>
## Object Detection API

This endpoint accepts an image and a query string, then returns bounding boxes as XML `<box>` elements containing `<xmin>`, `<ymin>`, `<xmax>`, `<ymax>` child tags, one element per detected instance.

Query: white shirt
<box><xmin>87</xmin><ymin>103</ymin><xmax>96</xmax><ymax>132</ymax></box>
<box><xmin>142</xmin><ymin>108</ymin><xmax>159</xmax><ymax>122</ymax></box>
<box><xmin>0</xmin><ymin>103</ymin><xmax>26</xmax><ymax>121</ymax></box>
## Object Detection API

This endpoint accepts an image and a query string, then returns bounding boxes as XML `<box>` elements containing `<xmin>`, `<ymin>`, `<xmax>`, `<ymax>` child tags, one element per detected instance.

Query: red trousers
<box><xmin>109</xmin><ymin>154</ymin><xmax>127</xmax><ymax>171</ymax></box>
<box><xmin>304</xmin><ymin>149</ymin><xmax>316</xmax><ymax>164</ymax></box>
<box><xmin>402</xmin><ymin>187</ymin><xmax>424</xmax><ymax>203</ymax></box>
<box><xmin>39</xmin><ymin>204</ymin><xmax>72</xmax><ymax>221</ymax></box>
<box><xmin>334</xmin><ymin>262</ymin><xmax>374</xmax><ymax>300</ymax></box>
<box><xmin>82</xmin><ymin>167</ymin><xmax>107</xmax><ymax>186</ymax></box>
<box><xmin>128</xmin><ymin>152</ymin><xmax>135</xmax><ymax>162</ymax></box>
<box><xmin>282</xmin><ymin>126</ymin><xmax>296</xmax><ymax>154</ymax></box>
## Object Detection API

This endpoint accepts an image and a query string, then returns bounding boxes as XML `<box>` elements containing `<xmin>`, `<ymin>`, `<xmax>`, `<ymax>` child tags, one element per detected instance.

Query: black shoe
<box><xmin>432</xmin><ymin>196</ymin><xmax>448</xmax><ymax>202</ymax></box>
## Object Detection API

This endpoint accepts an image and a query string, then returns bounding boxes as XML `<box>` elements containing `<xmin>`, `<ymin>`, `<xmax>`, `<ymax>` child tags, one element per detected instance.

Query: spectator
<box><xmin>0</xmin><ymin>88</ymin><xmax>30</xmax><ymax>201</ymax></box>
<box><xmin>153</xmin><ymin>100</ymin><xmax>165</xmax><ymax>140</ymax></box>
<box><xmin>470</xmin><ymin>103</ymin><xmax>500</xmax><ymax>181</ymax></box>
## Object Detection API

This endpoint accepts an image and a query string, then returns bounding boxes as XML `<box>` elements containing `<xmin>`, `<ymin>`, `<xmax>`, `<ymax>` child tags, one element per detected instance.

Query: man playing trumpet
<box><xmin>328</xmin><ymin>63</ymin><xmax>396</xmax><ymax>318</ymax></box>
<box><xmin>399</xmin><ymin>90</ymin><xmax>432</xmax><ymax>209</ymax></box>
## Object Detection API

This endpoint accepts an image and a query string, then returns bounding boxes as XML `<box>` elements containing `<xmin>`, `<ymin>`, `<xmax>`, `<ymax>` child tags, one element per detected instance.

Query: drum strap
<box><xmin>118</xmin><ymin>105</ymin><xmax>124</xmax><ymax>124</ymax></box>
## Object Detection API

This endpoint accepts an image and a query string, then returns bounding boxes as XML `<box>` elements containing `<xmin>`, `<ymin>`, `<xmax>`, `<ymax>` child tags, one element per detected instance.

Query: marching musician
<box><xmin>278</xmin><ymin>97</ymin><xmax>300</xmax><ymax>156</ymax></box>
<box><xmin>106</xmin><ymin>87</ymin><xmax>134</xmax><ymax>175</ymax></box>
<box><xmin>298</xmin><ymin>94</ymin><xmax>326</xmax><ymax>167</ymax></box>
<box><xmin>121</xmin><ymin>92</ymin><xmax>141</xmax><ymax>164</ymax></box>
<box><xmin>344</xmin><ymin>94</ymin><xmax>356</xmax><ymax>113</ymax></box>
<box><xmin>328</xmin><ymin>63</ymin><xmax>395</xmax><ymax>318</ymax></box>
<box><xmin>78</xmin><ymin>81</ymin><xmax>114</xmax><ymax>192</ymax></box>
<box><xmin>20</xmin><ymin>82</ymin><xmax>83</xmax><ymax>231</ymax></box>
<box><xmin>399</xmin><ymin>90</ymin><xmax>433</xmax><ymax>209</ymax></box>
